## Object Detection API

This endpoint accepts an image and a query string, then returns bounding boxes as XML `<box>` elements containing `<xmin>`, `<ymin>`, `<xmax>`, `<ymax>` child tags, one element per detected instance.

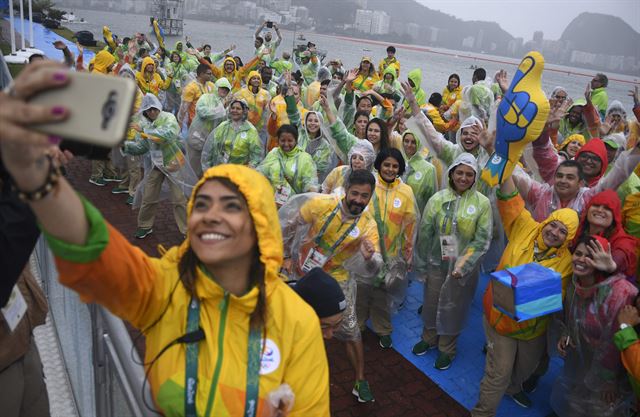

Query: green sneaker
<box><xmin>111</xmin><ymin>186</ymin><xmax>129</xmax><ymax>194</ymax></box>
<box><xmin>510</xmin><ymin>391</ymin><xmax>532</xmax><ymax>408</ymax></box>
<box><xmin>352</xmin><ymin>380</ymin><xmax>374</xmax><ymax>403</ymax></box>
<box><xmin>434</xmin><ymin>352</ymin><xmax>453</xmax><ymax>370</ymax></box>
<box><xmin>412</xmin><ymin>340</ymin><xmax>435</xmax><ymax>356</ymax></box>
<box><xmin>379</xmin><ymin>335</ymin><xmax>392</xmax><ymax>349</ymax></box>
<box><xmin>134</xmin><ymin>228</ymin><xmax>153</xmax><ymax>239</ymax></box>
<box><xmin>126</xmin><ymin>195</ymin><xmax>134</xmax><ymax>206</ymax></box>
<box><xmin>89</xmin><ymin>177</ymin><xmax>106</xmax><ymax>186</ymax></box>
<box><xmin>103</xmin><ymin>174</ymin><xmax>123</xmax><ymax>182</ymax></box>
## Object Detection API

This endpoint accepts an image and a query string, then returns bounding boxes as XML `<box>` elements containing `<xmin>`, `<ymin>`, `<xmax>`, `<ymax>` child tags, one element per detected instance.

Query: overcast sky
<box><xmin>418</xmin><ymin>0</ymin><xmax>640</xmax><ymax>40</ymax></box>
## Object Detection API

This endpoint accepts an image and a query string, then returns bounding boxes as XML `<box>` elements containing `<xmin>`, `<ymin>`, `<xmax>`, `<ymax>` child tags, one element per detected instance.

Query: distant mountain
<box><xmin>295</xmin><ymin>0</ymin><xmax>515</xmax><ymax>54</ymax></box>
<box><xmin>560</xmin><ymin>12</ymin><xmax>640</xmax><ymax>58</ymax></box>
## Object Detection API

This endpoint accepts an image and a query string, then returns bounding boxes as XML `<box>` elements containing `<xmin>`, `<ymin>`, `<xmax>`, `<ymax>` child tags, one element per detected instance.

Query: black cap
<box><xmin>293</xmin><ymin>268</ymin><xmax>346</xmax><ymax>318</ymax></box>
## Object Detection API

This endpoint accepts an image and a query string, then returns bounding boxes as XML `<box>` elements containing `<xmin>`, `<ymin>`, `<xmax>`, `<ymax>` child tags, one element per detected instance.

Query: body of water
<box><xmin>66</xmin><ymin>8</ymin><xmax>638</xmax><ymax>108</ymax></box>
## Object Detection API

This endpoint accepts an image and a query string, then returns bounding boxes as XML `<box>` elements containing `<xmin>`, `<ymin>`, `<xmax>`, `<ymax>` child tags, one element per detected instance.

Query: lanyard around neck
<box><xmin>184</xmin><ymin>296</ymin><xmax>261</xmax><ymax>417</ymax></box>
<box><xmin>315</xmin><ymin>203</ymin><xmax>360</xmax><ymax>253</ymax></box>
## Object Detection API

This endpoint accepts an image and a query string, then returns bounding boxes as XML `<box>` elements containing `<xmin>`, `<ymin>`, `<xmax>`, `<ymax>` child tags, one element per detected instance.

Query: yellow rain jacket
<box><xmin>203</xmin><ymin>56</ymin><xmax>261</xmax><ymax>92</ymax></box>
<box><xmin>181</xmin><ymin>79</ymin><xmax>215</xmax><ymax>126</ymax></box>
<box><xmin>296</xmin><ymin>194</ymin><xmax>380</xmax><ymax>282</ymax></box>
<box><xmin>46</xmin><ymin>165</ymin><xmax>330</xmax><ymax>416</ymax></box>
<box><xmin>441</xmin><ymin>85</ymin><xmax>463</xmax><ymax>110</ymax></box>
<box><xmin>236</xmin><ymin>71</ymin><xmax>271</xmax><ymax>131</ymax></box>
<box><xmin>370</xmin><ymin>174</ymin><xmax>418</xmax><ymax>265</ymax></box>
<box><xmin>91</xmin><ymin>50</ymin><xmax>116</xmax><ymax>74</ymax></box>
<box><xmin>483</xmin><ymin>192</ymin><xmax>579</xmax><ymax>340</ymax></box>
<box><xmin>136</xmin><ymin>56</ymin><xmax>172</xmax><ymax>96</ymax></box>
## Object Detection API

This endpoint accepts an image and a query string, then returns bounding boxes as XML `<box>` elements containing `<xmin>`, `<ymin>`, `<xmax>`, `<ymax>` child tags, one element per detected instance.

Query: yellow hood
<box><xmin>92</xmin><ymin>50</ymin><xmax>116</xmax><ymax>74</ymax></box>
<box><xmin>245</xmin><ymin>70</ymin><xmax>262</xmax><ymax>85</ymax></box>
<box><xmin>535</xmin><ymin>207</ymin><xmax>579</xmax><ymax>252</ymax></box>
<box><xmin>140</xmin><ymin>56</ymin><xmax>156</xmax><ymax>73</ymax></box>
<box><xmin>183</xmin><ymin>165</ymin><xmax>282</xmax><ymax>285</ymax></box>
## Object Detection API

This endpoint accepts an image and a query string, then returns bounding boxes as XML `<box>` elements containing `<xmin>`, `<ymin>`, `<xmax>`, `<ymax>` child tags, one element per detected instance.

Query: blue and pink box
<box><xmin>491</xmin><ymin>263</ymin><xmax>563</xmax><ymax>322</ymax></box>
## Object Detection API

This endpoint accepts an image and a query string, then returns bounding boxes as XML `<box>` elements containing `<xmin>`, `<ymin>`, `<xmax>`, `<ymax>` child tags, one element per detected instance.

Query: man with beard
<box><xmin>280</xmin><ymin>169</ymin><xmax>383</xmax><ymax>403</ymax></box>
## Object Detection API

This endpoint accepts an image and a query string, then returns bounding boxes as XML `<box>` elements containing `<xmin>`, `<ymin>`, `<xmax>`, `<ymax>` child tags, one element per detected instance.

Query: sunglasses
<box><xmin>577</xmin><ymin>153</ymin><xmax>601</xmax><ymax>163</ymax></box>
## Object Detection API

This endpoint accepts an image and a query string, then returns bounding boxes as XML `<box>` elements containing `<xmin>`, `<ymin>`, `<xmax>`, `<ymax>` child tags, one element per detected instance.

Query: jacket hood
<box><xmin>550</xmin><ymin>86</ymin><xmax>567</xmax><ymax>98</ymax></box>
<box><xmin>561</xmin><ymin>133</ymin><xmax>586</xmax><ymax>148</ymax></box>
<box><xmin>576</xmin><ymin>189</ymin><xmax>622</xmax><ymax>240</ymax></box>
<box><xmin>606</xmin><ymin>100</ymin><xmax>626</xmax><ymax>117</ymax></box>
<box><xmin>455</xmin><ymin>115</ymin><xmax>483</xmax><ymax>148</ymax></box>
<box><xmin>139</xmin><ymin>93</ymin><xmax>162</xmax><ymax>113</ymax></box>
<box><xmin>348</xmin><ymin>140</ymin><xmax>376</xmax><ymax>171</ymax></box>
<box><xmin>93</xmin><ymin>50</ymin><xmax>116</xmax><ymax>74</ymax></box>
<box><xmin>223</xmin><ymin>57</ymin><xmax>237</xmax><ymax>73</ymax></box>
<box><xmin>537</xmin><ymin>207</ymin><xmax>579</xmax><ymax>252</ymax></box>
<box><xmin>183</xmin><ymin>165</ymin><xmax>282</xmax><ymax>285</ymax></box>
<box><xmin>174</xmin><ymin>41</ymin><xmax>183</xmax><ymax>50</ymax></box>
<box><xmin>141</xmin><ymin>56</ymin><xmax>156</xmax><ymax>73</ymax></box>
<box><xmin>382</xmin><ymin>65</ymin><xmax>396</xmax><ymax>83</ymax></box>
<box><xmin>317</xmin><ymin>66</ymin><xmax>331</xmax><ymax>82</ymax></box>
<box><xmin>215</xmin><ymin>77</ymin><xmax>232</xmax><ymax>91</ymax></box>
<box><xmin>227</xmin><ymin>98</ymin><xmax>250</xmax><ymax>122</ymax></box>
<box><xmin>246</xmin><ymin>70</ymin><xmax>262</xmax><ymax>86</ymax></box>
<box><xmin>117</xmin><ymin>64</ymin><xmax>136</xmax><ymax>80</ymax></box>
<box><xmin>304</xmin><ymin>111</ymin><xmax>324</xmax><ymax>135</ymax></box>
<box><xmin>408</xmin><ymin>68</ymin><xmax>422</xmax><ymax>92</ymax></box>
<box><xmin>401</xmin><ymin>129</ymin><xmax>424</xmax><ymax>160</ymax></box>
<box><xmin>447</xmin><ymin>152</ymin><xmax>478</xmax><ymax>190</ymax></box>
<box><xmin>574</xmin><ymin>138</ymin><xmax>608</xmax><ymax>184</ymax></box>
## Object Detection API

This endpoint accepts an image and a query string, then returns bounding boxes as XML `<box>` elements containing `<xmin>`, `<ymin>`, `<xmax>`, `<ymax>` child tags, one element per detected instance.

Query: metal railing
<box><xmin>34</xmin><ymin>236</ymin><xmax>157</xmax><ymax>417</ymax></box>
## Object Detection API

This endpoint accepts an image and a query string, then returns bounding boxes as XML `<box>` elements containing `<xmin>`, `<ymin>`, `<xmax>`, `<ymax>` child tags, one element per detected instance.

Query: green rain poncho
<box><xmin>201</xmin><ymin>100</ymin><xmax>263</xmax><ymax>171</ymax></box>
<box><xmin>558</xmin><ymin>99</ymin><xmax>592</xmax><ymax>145</ymax></box>
<box><xmin>415</xmin><ymin>152</ymin><xmax>492</xmax><ymax>335</ymax></box>
<box><xmin>374</xmin><ymin>65</ymin><xmax>402</xmax><ymax>97</ymax></box>
<box><xmin>257</xmin><ymin>146</ymin><xmax>319</xmax><ymax>206</ymax></box>
<box><xmin>285</xmin><ymin>95</ymin><xmax>337</xmax><ymax>182</ymax></box>
<box><xmin>402</xmin><ymin>68</ymin><xmax>426</xmax><ymax>114</ymax></box>
<box><xmin>400</xmin><ymin>130</ymin><xmax>437</xmax><ymax>213</ymax></box>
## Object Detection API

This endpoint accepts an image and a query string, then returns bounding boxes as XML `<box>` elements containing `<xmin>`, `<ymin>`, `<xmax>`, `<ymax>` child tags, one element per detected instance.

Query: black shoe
<box><xmin>417</xmin><ymin>304</ymin><xmax>423</xmax><ymax>315</ymax></box>
<box><xmin>510</xmin><ymin>391</ymin><xmax>532</xmax><ymax>408</ymax></box>
<box><xmin>522</xmin><ymin>374</ymin><xmax>540</xmax><ymax>394</ymax></box>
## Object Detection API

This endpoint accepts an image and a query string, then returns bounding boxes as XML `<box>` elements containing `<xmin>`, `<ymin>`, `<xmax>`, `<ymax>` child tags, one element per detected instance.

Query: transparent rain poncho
<box><xmin>321</xmin><ymin>140</ymin><xmax>375</xmax><ymax>197</ymax></box>
<box><xmin>200</xmin><ymin>99</ymin><xmax>263</xmax><ymax>171</ymax></box>
<box><xmin>550</xmin><ymin>273</ymin><xmax>638</xmax><ymax>417</ymax></box>
<box><xmin>279</xmin><ymin>193</ymin><xmax>383</xmax><ymax>282</ymax></box>
<box><xmin>354</xmin><ymin>174</ymin><xmax>419</xmax><ymax>311</ymax></box>
<box><xmin>124</xmin><ymin>95</ymin><xmax>197</xmax><ymax>207</ymax></box>
<box><xmin>415</xmin><ymin>153</ymin><xmax>493</xmax><ymax>335</ymax></box>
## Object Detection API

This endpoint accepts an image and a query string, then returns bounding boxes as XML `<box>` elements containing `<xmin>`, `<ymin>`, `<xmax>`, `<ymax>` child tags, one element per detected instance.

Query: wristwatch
<box><xmin>620</xmin><ymin>323</ymin><xmax>631</xmax><ymax>330</ymax></box>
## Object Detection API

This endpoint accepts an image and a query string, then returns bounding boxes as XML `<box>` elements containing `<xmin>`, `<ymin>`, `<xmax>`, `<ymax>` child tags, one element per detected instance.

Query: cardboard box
<box><xmin>491</xmin><ymin>263</ymin><xmax>562</xmax><ymax>322</ymax></box>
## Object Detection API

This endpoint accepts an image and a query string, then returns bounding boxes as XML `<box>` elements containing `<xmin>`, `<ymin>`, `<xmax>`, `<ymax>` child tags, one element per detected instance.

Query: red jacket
<box><xmin>575</xmin><ymin>189</ymin><xmax>639</xmax><ymax>278</ymax></box>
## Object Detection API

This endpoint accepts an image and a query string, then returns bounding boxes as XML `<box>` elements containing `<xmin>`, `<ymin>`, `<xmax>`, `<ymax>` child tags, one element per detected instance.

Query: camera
<box><xmin>266</xmin><ymin>21</ymin><xmax>273</xmax><ymax>28</ymax></box>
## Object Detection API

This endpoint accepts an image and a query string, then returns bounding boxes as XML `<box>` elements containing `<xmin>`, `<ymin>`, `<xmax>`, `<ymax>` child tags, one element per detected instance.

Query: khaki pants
<box><xmin>90</xmin><ymin>159</ymin><xmax>117</xmax><ymax>179</ymax></box>
<box><xmin>0</xmin><ymin>341</ymin><xmax>50</xmax><ymax>417</ymax></box>
<box><xmin>137</xmin><ymin>167</ymin><xmax>187</xmax><ymax>234</ymax></box>
<box><xmin>119</xmin><ymin>157</ymin><xmax>143</xmax><ymax>197</ymax></box>
<box><xmin>420</xmin><ymin>268</ymin><xmax>458</xmax><ymax>355</ymax></box>
<box><xmin>470</xmin><ymin>317</ymin><xmax>546</xmax><ymax>417</ymax></box>
<box><xmin>356</xmin><ymin>282</ymin><xmax>392</xmax><ymax>336</ymax></box>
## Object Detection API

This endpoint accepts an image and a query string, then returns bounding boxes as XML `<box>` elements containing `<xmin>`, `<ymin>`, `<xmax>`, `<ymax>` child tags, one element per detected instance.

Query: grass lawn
<box><xmin>0</xmin><ymin>42</ymin><xmax>24</xmax><ymax>77</ymax></box>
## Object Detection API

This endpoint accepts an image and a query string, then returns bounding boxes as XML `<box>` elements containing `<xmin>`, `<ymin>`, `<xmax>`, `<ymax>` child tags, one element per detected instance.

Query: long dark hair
<box><xmin>366</xmin><ymin>118</ymin><xmax>390</xmax><ymax>152</ymax></box>
<box><xmin>178</xmin><ymin>177</ymin><xmax>267</xmax><ymax>329</ymax></box>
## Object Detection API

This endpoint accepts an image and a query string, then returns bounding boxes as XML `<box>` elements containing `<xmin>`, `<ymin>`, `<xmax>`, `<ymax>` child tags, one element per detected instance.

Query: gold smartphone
<box><xmin>28</xmin><ymin>69</ymin><xmax>137</xmax><ymax>147</ymax></box>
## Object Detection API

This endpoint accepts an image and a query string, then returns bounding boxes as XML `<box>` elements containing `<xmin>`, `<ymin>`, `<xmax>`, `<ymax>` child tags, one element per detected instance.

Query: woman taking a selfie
<box><xmin>0</xmin><ymin>62</ymin><xmax>329</xmax><ymax>417</ymax></box>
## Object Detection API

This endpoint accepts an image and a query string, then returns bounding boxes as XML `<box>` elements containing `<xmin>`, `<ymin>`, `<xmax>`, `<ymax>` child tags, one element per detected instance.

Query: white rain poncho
<box><xmin>321</xmin><ymin>140</ymin><xmax>375</xmax><ymax>196</ymax></box>
<box><xmin>550</xmin><ymin>272</ymin><xmax>638</xmax><ymax>417</ymax></box>
<box><xmin>279</xmin><ymin>193</ymin><xmax>383</xmax><ymax>282</ymax></box>
<box><xmin>458</xmin><ymin>82</ymin><xmax>494</xmax><ymax>125</ymax></box>
<box><xmin>124</xmin><ymin>94</ymin><xmax>197</xmax><ymax>207</ymax></box>
<box><xmin>415</xmin><ymin>153</ymin><xmax>492</xmax><ymax>336</ymax></box>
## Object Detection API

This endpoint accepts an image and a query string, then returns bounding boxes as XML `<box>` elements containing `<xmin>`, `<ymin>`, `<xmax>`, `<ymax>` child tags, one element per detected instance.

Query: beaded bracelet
<box><xmin>12</xmin><ymin>154</ymin><xmax>62</xmax><ymax>202</ymax></box>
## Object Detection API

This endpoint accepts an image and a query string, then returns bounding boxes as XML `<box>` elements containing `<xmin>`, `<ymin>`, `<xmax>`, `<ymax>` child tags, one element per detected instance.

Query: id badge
<box><xmin>2</xmin><ymin>285</ymin><xmax>27</xmax><ymax>332</ymax></box>
<box><xmin>301</xmin><ymin>247</ymin><xmax>329</xmax><ymax>274</ymax></box>
<box><xmin>439</xmin><ymin>235</ymin><xmax>459</xmax><ymax>261</ymax></box>
<box><xmin>274</xmin><ymin>185</ymin><xmax>292</xmax><ymax>206</ymax></box>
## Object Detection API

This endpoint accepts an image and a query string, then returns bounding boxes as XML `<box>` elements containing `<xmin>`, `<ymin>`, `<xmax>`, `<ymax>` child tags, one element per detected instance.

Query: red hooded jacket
<box><xmin>575</xmin><ymin>138</ymin><xmax>608</xmax><ymax>187</ymax></box>
<box><xmin>575</xmin><ymin>189</ymin><xmax>638</xmax><ymax>278</ymax></box>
